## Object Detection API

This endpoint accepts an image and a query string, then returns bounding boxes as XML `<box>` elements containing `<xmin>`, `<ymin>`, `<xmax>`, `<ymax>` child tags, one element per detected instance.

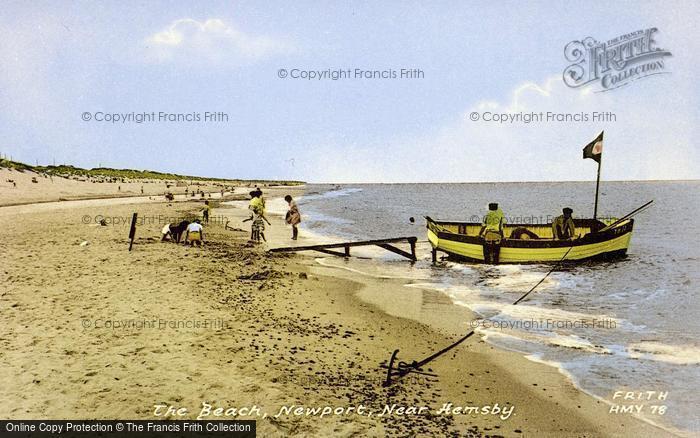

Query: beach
<box><xmin>0</xmin><ymin>175</ymin><xmax>675</xmax><ymax>437</ymax></box>
<box><xmin>2</xmin><ymin>1</ymin><xmax>697</xmax><ymax>435</ymax></box>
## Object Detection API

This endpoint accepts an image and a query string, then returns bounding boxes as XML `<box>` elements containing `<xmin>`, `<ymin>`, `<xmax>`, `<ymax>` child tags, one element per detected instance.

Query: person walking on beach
<box><xmin>284</xmin><ymin>195</ymin><xmax>301</xmax><ymax>240</ymax></box>
<box><xmin>202</xmin><ymin>200</ymin><xmax>211</xmax><ymax>224</ymax></box>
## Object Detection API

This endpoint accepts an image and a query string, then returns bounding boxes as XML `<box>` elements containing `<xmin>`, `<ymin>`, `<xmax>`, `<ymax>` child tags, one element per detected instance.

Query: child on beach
<box><xmin>184</xmin><ymin>219</ymin><xmax>204</xmax><ymax>247</ymax></box>
<box><xmin>284</xmin><ymin>195</ymin><xmax>301</xmax><ymax>240</ymax></box>
<box><xmin>202</xmin><ymin>200</ymin><xmax>210</xmax><ymax>224</ymax></box>
<box><xmin>245</xmin><ymin>191</ymin><xmax>270</xmax><ymax>243</ymax></box>
<box><xmin>161</xmin><ymin>223</ymin><xmax>171</xmax><ymax>241</ymax></box>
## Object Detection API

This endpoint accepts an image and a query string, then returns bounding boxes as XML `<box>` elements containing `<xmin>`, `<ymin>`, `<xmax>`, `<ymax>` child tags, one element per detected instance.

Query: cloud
<box><xmin>143</xmin><ymin>18</ymin><xmax>294</xmax><ymax>65</ymax></box>
<box><xmin>297</xmin><ymin>75</ymin><xmax>696</xmax><ymax>183</ymax></box>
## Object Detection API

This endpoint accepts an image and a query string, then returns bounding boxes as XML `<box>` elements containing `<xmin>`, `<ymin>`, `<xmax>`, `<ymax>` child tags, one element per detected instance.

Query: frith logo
<box><xmin>563</xmin><ymin>28</ymin><xmax>672</xmax><ymax>92</ymax></box>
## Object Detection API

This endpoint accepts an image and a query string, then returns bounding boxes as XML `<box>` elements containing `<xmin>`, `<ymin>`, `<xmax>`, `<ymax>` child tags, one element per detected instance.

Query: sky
<box><xmin>1</xmin><ymin>0</ymin><xmax>698</xmax><ymax>183</ymax></box>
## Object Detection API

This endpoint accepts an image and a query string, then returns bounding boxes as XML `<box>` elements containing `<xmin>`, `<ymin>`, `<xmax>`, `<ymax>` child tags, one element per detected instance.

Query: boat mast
<box><xmin>593</xmin><ymin>155</ymin><xmax>601</xmax><ymax>220</ymax></box>
<box><xmin>584</xmin><ymin>131</ymin><xmax>604</xmax><ymax>220</ymax></box>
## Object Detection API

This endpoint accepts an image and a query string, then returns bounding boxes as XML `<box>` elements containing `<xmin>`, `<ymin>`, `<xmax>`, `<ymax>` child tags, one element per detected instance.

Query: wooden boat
<box><xmin>426</xmin><ymin>216</ymin><xmax>634</xmax><ymax>264</ymax></box>
<box><xmin>425</xmin><ymin>133</ymin><xmax>654</xmax><ymax>264</ymax></box>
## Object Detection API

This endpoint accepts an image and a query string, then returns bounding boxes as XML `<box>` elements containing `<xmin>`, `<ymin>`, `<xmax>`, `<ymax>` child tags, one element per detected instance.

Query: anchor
<box><xmin>382</xmin><ymin>349</ymin><xmax>438</xmax><ymax>387</ymax></box>
<box><xmin>382</xmin><ymin>243</ymin><xmax>578</xmax><ymax>386</ymax></box>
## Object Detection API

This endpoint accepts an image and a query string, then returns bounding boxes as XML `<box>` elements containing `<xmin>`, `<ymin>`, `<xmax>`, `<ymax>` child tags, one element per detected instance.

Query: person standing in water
<box><xmin>479</xmin><ymin>203</ymin><xmax>505</xmax><ymax>237</ymax></box>
<box><xmin>479</xmin><ymin>203</ymin><xmax>505</xmax><ymax>263</ymax></box>
<box><xmin>284</xmin><ymin>195</ymin><xmax>301</xmax><ymax>240</ymax></box>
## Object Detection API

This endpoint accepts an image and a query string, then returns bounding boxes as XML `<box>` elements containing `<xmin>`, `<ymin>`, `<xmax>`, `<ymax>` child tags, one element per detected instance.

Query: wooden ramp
<box><xmin>269</xmin><ymin>237</ymin><xmax>418</xmax><ymax>261</ymax></box>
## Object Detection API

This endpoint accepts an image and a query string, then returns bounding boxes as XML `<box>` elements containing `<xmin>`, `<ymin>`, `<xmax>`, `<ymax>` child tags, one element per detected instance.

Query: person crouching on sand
<box><xmin>284</xmin><ymin>195</ymin><xmax>301</xmax><ymax>240</ymax></box>
<box><xmin>161</xmin><ymin>223</ymin><xmax>172</xmax><ymax>241</ymax></box>
<box><xmin>184</xmin><ymin>219</ymin><xmax>204</xmax><ymax>247</ymax></box>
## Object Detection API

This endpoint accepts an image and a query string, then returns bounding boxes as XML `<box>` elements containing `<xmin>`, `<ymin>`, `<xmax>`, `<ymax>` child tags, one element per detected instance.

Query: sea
<box><xmin>266</xmin><ymin>181</ymin><xmax>699</xmax><ymax>436</ymax></box>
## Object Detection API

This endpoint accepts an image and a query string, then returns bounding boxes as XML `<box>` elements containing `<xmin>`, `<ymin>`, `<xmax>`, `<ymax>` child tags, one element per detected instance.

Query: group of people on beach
<box><xmin>244</xmin><ymin>188</ymin><xmax>301</xmax><ymax>244</ymax></box>
<box><xmin>161</xmin><ymin>199</ymin><xmax>210</xmax><ymax>245</ymax></box>
<box><xmin>161</xmin><ymin>219</ymin><xmax>205</xmax><ymax>246</ymax></box>
<box><xmin>160</xmin><ymin>188</ymin><xmax>301</xmax><ymax>246</ymax></box>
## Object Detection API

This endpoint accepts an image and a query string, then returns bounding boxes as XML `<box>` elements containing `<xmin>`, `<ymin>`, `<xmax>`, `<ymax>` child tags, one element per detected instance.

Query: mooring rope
<box><xmin>388</xmin><ymin>244</ymin><xmax>575</xmax><ymax>382</ymax></box>
<box><xmin>512</xmin><ymin>245</ymin><xmax>573</xmax><ymax>305</ymax></box>
<box><xmin>385</xmin><ymin>201</ymin><xmax>655</xmax><ymax>384</ymax></box>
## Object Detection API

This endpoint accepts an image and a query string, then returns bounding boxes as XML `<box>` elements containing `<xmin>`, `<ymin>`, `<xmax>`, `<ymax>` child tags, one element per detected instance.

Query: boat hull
<box><xmin>427</xmin><ymin>218</ymin><xmax>634</xmax><ymax>264</ymax></box>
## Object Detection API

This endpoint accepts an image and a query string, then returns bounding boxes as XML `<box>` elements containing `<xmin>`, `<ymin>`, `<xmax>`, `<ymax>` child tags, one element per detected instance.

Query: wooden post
<box><xmin>431</xmin><ymin>248</ymin><xmax>437</xmax><ymax>263</ymax></box>
<box><xmin>344</xmin><ymin>244</ymin><xmax>350</xmax><ymax>257</ymax></box>
<box><xmin>128</xmin><ymin>212</ymin><xmax>138</xmax><ymax>251</ymax></box>
<box><xmin>409</xmin><ymin>237</ymin><xmax>416</xmax><ymax>261</ymax></box>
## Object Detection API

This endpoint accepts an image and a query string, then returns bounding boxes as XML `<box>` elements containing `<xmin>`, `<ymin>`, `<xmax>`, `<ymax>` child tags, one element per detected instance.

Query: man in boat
<box><xmin>552</xmin><ymin>207</ymin><xmax>576</xmax><ymax>240</ymax></box>
<box><xmin>479</xmin><ymin>203</ymin><xmax>505</xmax><ymax>263</ymax></box>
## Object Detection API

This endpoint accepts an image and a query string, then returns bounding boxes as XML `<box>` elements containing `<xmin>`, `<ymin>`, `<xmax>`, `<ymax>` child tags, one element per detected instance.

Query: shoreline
<box><xmin>0</xmin><ymin>185</ymin><xmax>676</xmax><ymax>436</ymax></box>
<box><xmin>218</xmin><ymin>191</ymin><xmax>677</xmax><ymax>436</ymax></box>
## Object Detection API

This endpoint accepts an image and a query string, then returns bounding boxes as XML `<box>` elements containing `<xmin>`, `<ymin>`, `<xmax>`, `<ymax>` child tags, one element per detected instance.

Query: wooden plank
<box><xmin>269</xmin><ymin>236</ymin><xmax>417</xmax><ymax>253</ymax></box>
<box><xmin>376</xmin><ymin>243</ymin><xmax>416</xmax><ymax>261</ymax></box>
<box><xmin>314</xmin><ymin>248</ymin><xmax>348</xmax><ymax>257</ymax></box>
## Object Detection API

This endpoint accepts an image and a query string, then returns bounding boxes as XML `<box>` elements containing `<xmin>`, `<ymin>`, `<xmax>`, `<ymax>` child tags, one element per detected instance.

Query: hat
<box><xmin>488</xmin><ymin>203</ymin><xmax>498</xmax><ymax>210</ymax></box>
<box><xmin>563</xmin><ymin>207</ymin><xmax>573</xmax><ymax>215</ymax></box>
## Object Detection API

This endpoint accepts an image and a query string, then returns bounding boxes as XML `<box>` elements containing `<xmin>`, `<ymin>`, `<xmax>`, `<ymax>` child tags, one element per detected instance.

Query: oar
<box><xmin>599</xmin><ymin>200</ymin><xmax>654</xmax><ymax>232</ymax></box>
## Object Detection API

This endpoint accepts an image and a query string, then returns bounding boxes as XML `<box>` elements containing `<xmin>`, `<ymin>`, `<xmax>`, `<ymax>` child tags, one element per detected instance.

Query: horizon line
<box><xmin>306</xmin><ymin>178</ymin><xmax>700</xmax><ymax>184</ymax></box>
<box><xmin>2</xmin><ymin>158</ymin><xmax>698</xmax><ymax>185</ymax></box>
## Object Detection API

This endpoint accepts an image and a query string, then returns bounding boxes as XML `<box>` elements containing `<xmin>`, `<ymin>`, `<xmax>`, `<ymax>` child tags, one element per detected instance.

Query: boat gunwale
<box><xmin>426</xmin><ymin>216</ymin><xmax>634</xmax><ymax>249</ymax></box>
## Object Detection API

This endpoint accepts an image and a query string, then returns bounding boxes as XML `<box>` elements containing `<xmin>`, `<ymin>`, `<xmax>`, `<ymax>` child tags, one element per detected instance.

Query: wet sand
<box><xmin>0</xmin><ymin>186</ymin><xmax>673</xmax><ymax>436</ymax></box>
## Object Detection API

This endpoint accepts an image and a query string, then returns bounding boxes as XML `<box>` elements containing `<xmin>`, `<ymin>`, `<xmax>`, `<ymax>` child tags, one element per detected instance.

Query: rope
<box><xmin>392</xmin><ymin>244</ymin><xmax>575</xmax><ymax>379</ymax></box>
<box><xmin>513</xmin><ymin>245</ymin><xmax>573</xmax><ymax>305</ymax></box>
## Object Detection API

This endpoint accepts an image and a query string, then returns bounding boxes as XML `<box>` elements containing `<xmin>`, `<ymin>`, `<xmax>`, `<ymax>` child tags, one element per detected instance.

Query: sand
<box><xmin>0</xmin><ymin>181</ymin><xmax>674</xmax><ymax>436</ymax></box>
<box><xmin>0</xmin><ymin>167</ymin><xmax>282</xmax><ymax>207</ymax></box>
